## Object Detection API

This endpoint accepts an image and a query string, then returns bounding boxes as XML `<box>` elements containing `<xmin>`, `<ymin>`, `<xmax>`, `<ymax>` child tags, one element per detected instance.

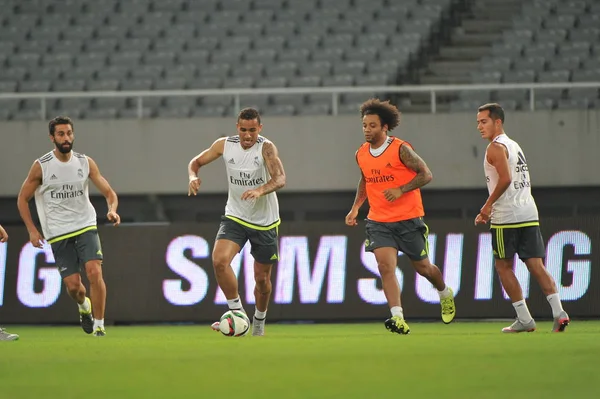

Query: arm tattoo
<box><xmin>352</xmin><ymin>176</ymin><xmax>367</xmax><ymax>209</ymax></box>
<box><xmin>399</xmin><ymin>144</ymin><xmax>433</xmax><ymax>193</ymax></box>
<box><xmin>259</xmin><ymin>141</ymin><xmax>286</xmax><ymax>195</ymax></box>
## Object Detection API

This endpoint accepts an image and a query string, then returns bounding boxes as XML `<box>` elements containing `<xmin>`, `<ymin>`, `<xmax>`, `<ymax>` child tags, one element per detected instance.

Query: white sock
<box><xmin>78</xmin><ymin>297</ymin><xmax>91</xmax><ymax>313</ymax></box>
<box><xmin>512</xmin><ymin>300</ymin><xmax>533</xmax><ymax>323</ymax></box>
<box><xmin>438</xmin><ymin>285</ymin><xmax>452</xmax><ymax>299</ymax></box>
<box><xmin>93</xmin><ymin>319</ymin><xmax>104</xmax><ymax>330</ymax></box>
<box><xmin>391</xmin><ymin>306</ymin><xmax>404</xmax><ymax>318</ymax></box>
<box><xmin>254</xmin><ymin>310</ymin><xmax>267</xmax><ymax>320</ymax></box>
<box><xmin>546</xmin><ymin>293</ymin><xmax>564</xmax><ymax>318</ymax></box>
<box><xmin>227</xmin><ymin>297</ymin><xmax>245</xmax><ymax>313</ymax></box>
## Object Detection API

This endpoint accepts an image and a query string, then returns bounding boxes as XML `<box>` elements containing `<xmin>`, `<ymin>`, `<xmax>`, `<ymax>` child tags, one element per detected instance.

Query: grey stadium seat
<box><xmin>154</xmin><ymin>78</ymin><xmax>187</xmax><ymax>90</ymax></box>
<box><xmin>120</xmin><ymin>79</ymin><xmax>153</xmax><ymax>91</ymax></box>
<box><xmin>232</xmin><ymin>63</ymin><xmax>265</xmax><ymax>79</ymax></box>
<box><xmin>222</xmin><ymin>76</ymin><xmax>254</xmax><ymax>89</ymax></box>
<box><xmin>264</xmin><ymin>21</ymin><xmax>297</xmax><ymax>36</ymax></box>
<box><xmin>37</xmin><ymin>66</ymin><xmax>63</xmax><ymax>80</ymax></box>
<box><xmin>96</xmin><ymin>66</ymin><xmax>130</xmax><ymax>80</ymax></box>
<box><xmin>153</xmin><ymin>38</ymin><xmax>187</xmax><ymax>52</ymax></box>
<box><xmin>345</xmin><ymin>48</ymin><xmax>379</xmax><ymax>62</ymax></box>
<box><xmin>535</xmin><ymin>29</ymin><xmax>568</xmax><ymax>44</ymax></box>
<box><xmin>271</xmin><ymin>94</ymin><xmax>305</xmax><ymax>108</ymax></box>
<box><xmin>19</xmin><ymin>80</ymin><xmax>52</xmax><ymax>93</ymax></box>
<box><xmin>255</xmin><ymin>77</ymin><xmax>288</xmax><ymax>88</ymax></box>
<box><xmin>53</xmin><ymin>79</ymin><xmax>86</xmax><ymax>92</ymax></box>
<box><xmin>262</xmin><ymin>104</ymin><xmax>295</xmax><ymax>116</ymax></box>
<box><xmin>178</xmin><ymin>50</ymin><xmax>210</xmax><ymax>65</ymax></box>
<box><xmin>76</xmin><ymin>53</ymin><xmax>108</xmax><ymax>68</ymax></box>
<box><xmin>503</xmin><ymin>70</ymin><xmax>536</xmax><ymax>83</ymax></box>
<box><xmin>165</xmin><ymin>64</ymin><xmax>197</xmax><ymax>80</ymax></box>
<box><xmin>300</xmin><ymin>61</ymin><xmax>332</xmax><ymax>77</ymax></box>
<box><xmin>192</xmin><ymin>105</ymin><xmax>228</xmax><ymax>118</ymax></box>
<box><xmin>322</xmin><ymin>74</ymin><xmax>354</xmax><ymax>87</ymax></box>
<box><xmin>87</xmin><ymin>79</ymin><xmax>120</xmax><ymax>91</ymax></box>
<box><xmin>265</xmin><ymin>62</ymin><xmax>298</xmax><ymax>79</ymax></box>
<box><xmin>110</xmin><ymin>52</ymin><xmax>143</xmax><ymax>67</ymax></box>
<box><xmin>131</xmin><ymin>65</ymin><xmax>164</xmax><ymax>80</ymax></box>
<box><xmin>86</xmin><ymin>39</ymin><xmax>119</xmax><ymax>53</ymax></box>
<box><xmin>200</xmin><ymin>94</ymin><xmax>233</xmax><ymax>107</ymax></box>
<box><xmin>119</xmin><ymin>38</ymin><xmax>152</xmax><ymax>52</ymax></box>
<box><xmin>312</xmin><ymin>48</ymin><xmax>344</xmax><ymax>63</ymax></box>
<box><xmin>200</xmin><ymin>63</ymin><xmax>231</xmax><ymax>79</ymax></box>
<box><xmin>513</xmin><ymin>57</ymin><xmax>547</xmax><ymax>72</ymax></box>
<box><xmin>298</xmin><ymin>103</ymin><xmax>331</xmax><ymax>116</ymax></box>
<box><xmin>144</xmin><ymin>52</ymin><xmax>177</xmax><ymax>66</ymax></box>
<box><xmin>537</xmin><ymin>70</ymin><xmax>570</xmax><ymax>82</ymax></box>
<box><xmin>188</xmin><ymin>77</ymin><xmax>222</xmax><ymax>89</ymax></box>
<box><xmin>287</xmin><ymin>35</ymin><xmax>321</xmax><ymax>51</ymax></box>
<box><xmin>333</xmin><ymin>61</ymin><xmax>366</xmax><ymax>76</ymax></box>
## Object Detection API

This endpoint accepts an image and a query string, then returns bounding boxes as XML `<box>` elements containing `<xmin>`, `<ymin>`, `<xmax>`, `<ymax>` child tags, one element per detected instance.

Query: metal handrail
<box><xmin>1</xmin><ymin>81</ymin><xmax>597</xmax><ymax>118</ymax></box>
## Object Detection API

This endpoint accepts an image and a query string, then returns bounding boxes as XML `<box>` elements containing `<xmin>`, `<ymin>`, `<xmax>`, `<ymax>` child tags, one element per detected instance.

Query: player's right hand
<box><xmin>29</xmin><ymin>230</ymin><xmax>44</xmax><ymax>248</ymax></box>
<box><xmin>474</xmin><ymin>213</ymin><xmax>489</xmax><ymax>226</ymax></box>
<box><xmin>0</xmin><ymin>224</ymin><xmax>8</xmax><ymax>243</ymax></box>
<box><xmin>345</xmin><ymin>209</ymin><xmax>359</xmax><ymax>226</ymax></box>
<box><xmin>188</xmin><ymin>177</ymin><xmax>201</xmax><ymax>196</ymax></box>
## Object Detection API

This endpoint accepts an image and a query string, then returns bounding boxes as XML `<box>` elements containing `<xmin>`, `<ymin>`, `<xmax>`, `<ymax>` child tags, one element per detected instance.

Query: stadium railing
<box><xmin>0</xmin><ymin>81</ymin><xmax>598</xmax><ymax>119</ymax></box>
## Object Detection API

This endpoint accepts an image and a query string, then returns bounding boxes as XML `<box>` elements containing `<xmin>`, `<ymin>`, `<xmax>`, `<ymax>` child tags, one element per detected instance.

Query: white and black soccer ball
<box><xmin>218</xmin><ymin>310</ymin><xmax>250</xmax><ymax>337</ymax></box>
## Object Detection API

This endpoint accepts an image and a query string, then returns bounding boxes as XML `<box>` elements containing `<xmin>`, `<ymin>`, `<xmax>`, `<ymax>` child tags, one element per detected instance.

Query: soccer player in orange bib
<box><xmin>345</xmin><ymin>99</ymin><xmax>456</xmax><ymax>334</ymax></box>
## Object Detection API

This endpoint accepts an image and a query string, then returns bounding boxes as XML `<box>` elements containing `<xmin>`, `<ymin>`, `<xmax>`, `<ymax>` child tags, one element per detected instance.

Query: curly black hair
<box><xmin>359</xmin><ymin>98</ymin><xmax>400</xmax><ymax>131</ymax></box>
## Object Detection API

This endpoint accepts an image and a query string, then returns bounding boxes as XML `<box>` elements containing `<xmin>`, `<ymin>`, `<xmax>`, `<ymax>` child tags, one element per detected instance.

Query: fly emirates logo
<box><xmin>364</xmin><ymin>168</ymin><xmax>395</xmax><ymax>184</ymax></box>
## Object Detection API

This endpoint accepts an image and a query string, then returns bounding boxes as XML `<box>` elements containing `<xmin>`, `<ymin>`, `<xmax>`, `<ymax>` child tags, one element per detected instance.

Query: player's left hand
<box><xmin>383</xmin><ymin>188</ymin><xmax>403</xmax><ymax>202</ymax></box>
<box><xmin>107</xmin><ymin>211</ymin><xmax>121</xmax><ymax>226</ymax></box>
<box><xmin>0</xmin><ymin>224</ymin><xmax>8</xmax><ymax>243</ymax></box>
<box><xmin>241</xmin><ymin>189</ymin><xmax>261</xmax><ymax>201</ymax></box>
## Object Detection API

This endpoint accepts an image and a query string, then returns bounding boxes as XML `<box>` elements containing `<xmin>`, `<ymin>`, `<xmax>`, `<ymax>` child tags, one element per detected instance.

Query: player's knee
<box><xmin>254</xmin><ymin>271</ymin><xmax>271</xmax><ymax>289</ymax></box>
<box><xmin>64</xmin><ymin>280</ymin><xmax>81</xmax><ymax>296</ymax></box>
<box><xmin>66</xmin><ymin>284</ymin><xmax>80</xmax><ymax>297</ymax></box>
<box><xmin>85</xmin><ymin>262</ymin><xmax>103</xmax><ymax>283</ymax></box>
<box><xmin>212</xmin><ymin>255</ymin><xmax>230</xmax><ymax>274</ymax></box>
<box><xmin>377</xmin><ymin>262</ymin><xmax>396</xmax><ymax>277</ymax></box>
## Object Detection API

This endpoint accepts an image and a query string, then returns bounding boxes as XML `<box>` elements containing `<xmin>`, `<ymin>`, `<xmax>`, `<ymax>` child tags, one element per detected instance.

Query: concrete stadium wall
<box><xmin>2</xmin><ymin>109</ymin><xmax>598</xmax><ymax>196</ymax></box>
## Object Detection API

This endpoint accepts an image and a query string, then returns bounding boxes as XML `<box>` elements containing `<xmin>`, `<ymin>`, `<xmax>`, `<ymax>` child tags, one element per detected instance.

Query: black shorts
<box><xmin>490</xmin><ymin>224</ymin><xmax>545</xmax><ymax>260</ymax></box>
<box><xmin>216</xmin><ymin>216</ymin><xmax>279</xmax><ymax>264</ymax></box>
<box><xmin>364</xmin><ymin>217</ymin><xmax>429</xmax><ymax>261</ymax></box>
<box><xmin>50</xmin><ymin>228</ymin><xmax>103</xmax><ymax>279</ymax></box>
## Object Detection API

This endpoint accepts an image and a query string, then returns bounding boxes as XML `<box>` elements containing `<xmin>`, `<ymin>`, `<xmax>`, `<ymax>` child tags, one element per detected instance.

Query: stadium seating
<box><xmin>0</xmin><ymin>0</ymin><xmax>597</xmax><ymax>119</ymax></box>
<box><xmin>0</xmin><ymin>0</ymin><xmax>451</xmax><ymax>119</ymax></box>
<box><xmin>450</xmin><ymin>0</ymin><xmax>600</xmax><ymax>111</ymax></box>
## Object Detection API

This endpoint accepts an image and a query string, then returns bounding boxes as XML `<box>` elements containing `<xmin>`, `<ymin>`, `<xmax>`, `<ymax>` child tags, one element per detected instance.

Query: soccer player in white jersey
<box><xmin>475</xmin><ymin>103</ymin><xmax>569</xmax><ymax>333</ymax></box>
<box><xmin>187</xmin><ymin>108</ymin><xmax>286</xmax><ymax>336</ymax></box>
<box><xmin>0</xmin><ymin>224</ymin><xmax>19</xmax><ymax>341</ymax></box>
<box><xmin>17</xmin><ymin>116</ymin><xmax>120</xmax><ymax>337</ymax></box>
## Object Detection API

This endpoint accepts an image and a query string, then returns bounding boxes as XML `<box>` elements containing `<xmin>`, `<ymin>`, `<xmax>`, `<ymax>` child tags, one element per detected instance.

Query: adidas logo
<box><xmin>492</xmin><ymin>250</ymin><xmax>498</xmax><ymax>255</ymax></box>
<box><xmin>385</xmin><ymin>162</ymin><xmax>393</xmax><ymax>168</ymax></box>
<box><xmin>270</xmin><ymin>254</ymin><xmax>278</xmax><ymax>261</ymax></box>
<box><xmin>96</xmin><ymin>249</ymin><xmax>102</xmax><ymax>256</ymax></box>
<box><xmin>516</xmin><ymin>151</ymin><xmax>527</xmax><ymax>165</ymax></box>
<box><xmin>50</xmin><ymin>174</ymin><xmax>58</xmax><ymax>180</ymax></box>
<box><xmin>228</xmin><ymin>158</ymin><xmax>235</xmax><ymax>164</ymax></box>
<box><xmin>420</xmin><ymin>249</ymin><xmax>427</xmax><ymax>256</ymax></box>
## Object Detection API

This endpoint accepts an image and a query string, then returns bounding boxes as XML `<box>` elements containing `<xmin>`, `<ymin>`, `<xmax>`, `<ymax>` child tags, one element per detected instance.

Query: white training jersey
<box><xmin>483</xmin><ymin>133</ymin><xmax>539</xmax><ymax>225</ymax></box>
<box><xmin>223</xmin><ymin>135</ymin><xmax>280</xmax><ymax>227</ymax></box>
<box><xmin>34</xmin><ymin>151</ymin><xmax>97</xmax><ymax>241</ymax></box>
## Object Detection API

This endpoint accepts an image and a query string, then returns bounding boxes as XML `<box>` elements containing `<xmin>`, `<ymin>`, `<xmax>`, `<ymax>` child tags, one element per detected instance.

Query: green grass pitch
<box><xmin>1</xmin><ymin>321</ymin><xmax>598</xmax><ymax>399</ymax></box>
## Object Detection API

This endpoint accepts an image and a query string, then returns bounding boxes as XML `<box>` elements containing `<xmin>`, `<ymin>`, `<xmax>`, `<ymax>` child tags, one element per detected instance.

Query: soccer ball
<box><xmin>218</xmin><ymin>310</ymin><xmax>250</xmax><ymax>337</ymax></box>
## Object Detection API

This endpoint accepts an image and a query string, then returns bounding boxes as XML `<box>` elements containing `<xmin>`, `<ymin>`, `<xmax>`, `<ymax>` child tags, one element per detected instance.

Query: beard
<box><xmin>55</xmin><ymin>141</ymin><xmax>73</xmax><ymax>154</ymax></box>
